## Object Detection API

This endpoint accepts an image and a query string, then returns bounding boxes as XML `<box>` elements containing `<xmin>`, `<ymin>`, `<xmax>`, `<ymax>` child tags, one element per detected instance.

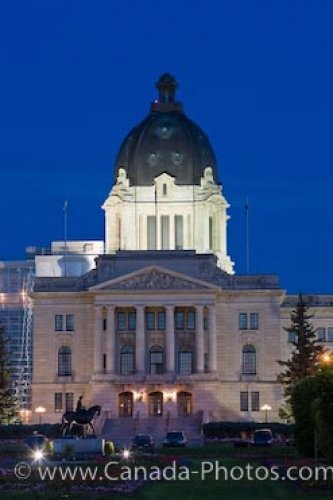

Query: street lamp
<box><xmin>260</xmin><ymin>404</ymin><xmax>272</xmax><ymax>423</ymax></box>
<box><xmin>35</xmin><ymin>406</ymin><xmax>46</xmax><ymax>425</ymax></box>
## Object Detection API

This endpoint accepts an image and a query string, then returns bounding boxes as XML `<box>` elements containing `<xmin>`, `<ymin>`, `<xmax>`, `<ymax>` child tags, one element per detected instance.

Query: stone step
<box><xmin>102</xmin><ymin>414</ymin><xmax>203</xmax><ymax>447</ymax></box>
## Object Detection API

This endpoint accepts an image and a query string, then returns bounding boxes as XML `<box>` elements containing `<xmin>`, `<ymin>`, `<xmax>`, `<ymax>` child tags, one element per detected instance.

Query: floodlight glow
<box><xmin>33</xmin><ymin>449</ymin><xmax>44</xmax><ymax>461</ymax></box>
<box><xmin>122</xmin><ymin>449</ymin><xmax>130</xmax><ymax>459</ymax></box>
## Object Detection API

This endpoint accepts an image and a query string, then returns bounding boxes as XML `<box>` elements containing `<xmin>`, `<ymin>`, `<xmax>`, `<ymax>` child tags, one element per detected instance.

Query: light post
<box><xmin>260</xmin><ymin>404</ymin><xmax>272</xmax><ymax>423</ymax></box>
<box><xmin>35</xmin><ymin>406</ymin><xmax>46</xmax><ymax>425</ymax></box>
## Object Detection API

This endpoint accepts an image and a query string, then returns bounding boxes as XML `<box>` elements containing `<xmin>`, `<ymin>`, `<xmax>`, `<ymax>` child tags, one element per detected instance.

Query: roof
<box><xmin>114</xmin><ymin>74</ymin><xmax>218</xmax><ymax>186</ymax></box>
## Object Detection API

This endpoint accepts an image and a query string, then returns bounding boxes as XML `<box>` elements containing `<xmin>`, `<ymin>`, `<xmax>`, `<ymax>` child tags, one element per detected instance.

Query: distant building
<box><xmin>0</xmin><ymin>241</ymin><xmax>103</xmax><ymax>419</ymax></box>
<box><xmin>25</xmin><ymin>74</ymin><xmax>333</xmax><ymax>437</ymax></box>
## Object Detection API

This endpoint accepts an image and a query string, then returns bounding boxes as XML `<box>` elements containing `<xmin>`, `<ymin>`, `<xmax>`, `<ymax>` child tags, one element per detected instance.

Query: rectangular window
<box><xmin>179</xmin><ymin>351</ymin><xmax>193</xmax><ymax>374</ymax></box>
<box><xmin>317</xmin><ymin>327</ymin><xmax>326</xmax><ymax>342</ymax></box>
<box><xmin>250</xmin><ymin>313</ymin><xmax>259</xmax><ymax>330</ymax></box>
<box><xmin>240</xmin><ymin>392</ymin><xmax>249</xmax><ymax>411</ymax></box>
<box><xmin>128</xmin><ymin>312</ymin><xmax>136</xmax><ymax>331</ymax></box>
<box><xmin>186</xmin><ymin>311</ymin><xmax>195</xmax><ymax>330</ymax></box>
<box><xmin>146</xmin><ymin>312</ymin><xmax>155</xmax><ymax>330</ymax></box>
<box><xmin>161</xmin><ymin>215</ymin><xmax>170</xmax><ymax>250</ymax></box>
<box><xmin>158</xmin><ymin>311</ymin><xmax>166</xmax><ymax>330</ymax></box>
<box><xmin>103</xmin><ymin>318</ymin><xmax>107</xmax><ymax>331</ymax></box>
<box><xmin>65</xmin><ymin>392</ymin><xmax>74</xmax><ymax>412</ymax></box>
<box><xmin>175</xmin><ymin>215</ymin><xmax>184</xmax><ymax>250</ymax></box>
<box><xmin>209</xmin><ymin>216</ymin><xmax>213</xmax><ymax>251</ymax></box>
<box><xmin>251</xmin><ymin>391</ymin><xmax>260</xmax><ymax>411</ymax></box>
<box><xmin>147</xmin><ymin>216</ymin><xmax>157</xmax><ymax>250</ymax></box>
<box><xmin>55</xmin><ymin>315</ymin><xmax>63</xmax><ymax>332</ymax></box>
<box><xmin>175</xmin><ymin>310</ymin><xmax>185</xmax><ymax>330</ymax></box>
<box><xmin>239</xmin><ymin>313</ymin><xmax>248</xmax><ymax>330</ymax></box>
<box><xmin>328</xmin><ymin>328</ymin><xmax>333</xmax><ymax>342</ymax></box>
<box><xmin>117</xmin><ymin>312</ymin><xmax>126</xmax><ymax>331</ymax></box>
<box><xmin>66</xmin><ymin>314</ymin><xmax>74</xmax><ymax>331</ymax></box>
<box><xmin>54</xmin><ymin>393</ymin><xmax>62</xmax><ymax>412</ymax></box>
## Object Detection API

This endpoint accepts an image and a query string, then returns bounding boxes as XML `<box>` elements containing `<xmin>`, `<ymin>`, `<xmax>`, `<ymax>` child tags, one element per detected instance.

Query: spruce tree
<box><xmin>0</xmin><ymin>325</ymin><xmax>19</xmax><ymax>424</ymax></box>
<box><xmin>278</xmin><ymin>293</ymin><xmax>325</xmax><ymax>398</ymax></box>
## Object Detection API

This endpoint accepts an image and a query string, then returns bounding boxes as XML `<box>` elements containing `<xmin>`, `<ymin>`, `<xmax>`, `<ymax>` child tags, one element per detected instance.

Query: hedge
<box><xmin>0</xmin><ymin>424</ymin><xmax>62</xmax><ymax>439</ymax></box>
<box><xmin>203</xmin><ymin>421</ymin><xmax>294</xmax><ymax>439</ymax></box>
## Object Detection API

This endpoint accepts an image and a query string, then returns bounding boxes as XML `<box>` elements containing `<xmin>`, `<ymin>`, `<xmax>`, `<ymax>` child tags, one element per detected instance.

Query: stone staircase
<box><xmin>102</xmin><ymin>412</ymin><xmax>203</xmax><ymax>448</ymax></box>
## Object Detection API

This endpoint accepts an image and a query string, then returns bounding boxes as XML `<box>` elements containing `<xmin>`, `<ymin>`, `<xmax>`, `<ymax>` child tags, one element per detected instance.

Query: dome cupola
<box><xmin>115</xmin><ymin>73</ymin><xmax>218</xmax><ymax>186</ymax></box>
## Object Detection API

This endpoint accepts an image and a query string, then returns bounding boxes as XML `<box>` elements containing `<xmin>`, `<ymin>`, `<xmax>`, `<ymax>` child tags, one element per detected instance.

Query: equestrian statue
<box><xmin>61</xmin><ymin>396</ymin><xmax>101</xmax><ymax>436</ymax></box>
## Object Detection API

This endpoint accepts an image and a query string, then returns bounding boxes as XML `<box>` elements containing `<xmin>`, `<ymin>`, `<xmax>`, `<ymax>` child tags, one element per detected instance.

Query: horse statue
<box><xmin>61</xmin><ymin>405</ymin><xmax>101</xmax><ymax>436</ymax></box>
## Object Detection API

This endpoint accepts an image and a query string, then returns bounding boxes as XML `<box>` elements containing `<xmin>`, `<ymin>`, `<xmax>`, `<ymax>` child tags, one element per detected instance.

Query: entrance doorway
<box><xmin>118</xmin><ymin>391</ymin><xmax>133</xmax><ymax>417</ymax></box>
<box><xmin>177</xmin><ymin>391</ymin><xmax>192</xmax><ymax>416</ymax></box>
<box><xmin>148</xmin><ymin>391</ymin><xmax>163</xmax><ymax>416</ymax></box>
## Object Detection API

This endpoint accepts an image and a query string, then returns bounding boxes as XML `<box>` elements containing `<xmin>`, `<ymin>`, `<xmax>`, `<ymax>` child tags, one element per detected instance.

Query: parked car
<box><xmin>163</xmin><ymin>431</ymin><xmax>187</xmax><ymax>448</ymax></box>
<box><xmin>131</xmin><ymin>434</ymin><xmax>155</xmax><ymax>453</ymax></box>
<box><xmin>253</xmin><ymin>429</ymin><xmax>273</xmax><ymax>446</ymax></box>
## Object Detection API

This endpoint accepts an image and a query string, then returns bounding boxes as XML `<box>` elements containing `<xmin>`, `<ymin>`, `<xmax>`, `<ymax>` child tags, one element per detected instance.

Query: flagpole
<box><xmin>64</xmin><ymin>200</ymin><xmax>68</xmax><ymax>277</ymax></box>
<box><xmin>245</xmin><ymin>196</ymin><xmax>249</xmax><ymax>274</ymax></box>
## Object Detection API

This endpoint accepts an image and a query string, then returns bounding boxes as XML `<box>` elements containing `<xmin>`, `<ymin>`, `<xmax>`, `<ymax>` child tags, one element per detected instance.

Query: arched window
<box><xmin>118</xmin><ymin>391</ymin><xmax>133</xmax><ymax>417</ymax></box>
<box><xmin>58</xmin><ymin>346</ymin><xmax>72</xmax><ymax>376</ymax></box>
<box><xmin>120</xmin><ymin>346</ymin><xmax>134</xmax><ymax>375</ymax></box>
<box><xmin>242</xmin><ymin>345</ymin><xmax>256</xmax><ymax>375</ymax></box>
<box><xmin>150</xmin><ymin>345</ymin><xmax>163</xmax><ymax>374</ymax></box>
<box><xmin>179</xmin><ymin>349</ymin><xmax>193</xmax><ymax>375</ymax></box>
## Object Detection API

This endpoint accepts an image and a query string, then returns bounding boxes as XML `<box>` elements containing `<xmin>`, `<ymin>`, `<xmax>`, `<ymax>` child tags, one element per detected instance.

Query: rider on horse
<box><xmin>76</xmin><ymin>395</ymin><xmax>86</xmax><ymax>414</ymax></box>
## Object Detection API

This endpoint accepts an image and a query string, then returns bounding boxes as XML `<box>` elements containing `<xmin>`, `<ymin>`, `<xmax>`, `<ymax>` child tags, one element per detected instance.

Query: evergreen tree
<box><xmin>277</xmin><ymin>293</ymin><xmax>325</xmax><ymax>398</ymax></box>
<box><xmin>0</xmin><ymin>325</ymin><xmax>19</xmax><ymax>424</ymax></box>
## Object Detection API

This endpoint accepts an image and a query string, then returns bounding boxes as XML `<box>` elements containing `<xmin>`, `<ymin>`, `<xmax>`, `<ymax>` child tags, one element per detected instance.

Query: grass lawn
<box><xmin>139</xmin><ymin>473</ymin><xmax>333</xmax><ymax>500</ymax></box>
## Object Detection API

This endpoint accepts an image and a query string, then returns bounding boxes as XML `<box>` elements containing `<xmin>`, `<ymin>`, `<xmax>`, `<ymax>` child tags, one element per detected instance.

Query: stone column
<box><xmin>165</xmin><ymin>305</ymin><xmax>175</xmax><ymax>373</ymax></box>
<box><xmin>208</xmin><ymin>305</ymin><xmax>217</xmax><ymax>372</ymax></box>
<box><xmin>93</xmin><ymin>306</ymin><xmax>103</xmax><ymax>373</ymax></box>
<box><xmin>106</xmin><ymin>305</ymin><xmax>116</xmax><ymax>373</ymax></box>
<box><xmin>195</xmin><ymin>305</ymin><xmax>205</xmax><ymax>373</ymax></box>
<box><xmin>135</xmin><ymin>306</ymin><xmax>145</xmax><ymax>374</ymax></box>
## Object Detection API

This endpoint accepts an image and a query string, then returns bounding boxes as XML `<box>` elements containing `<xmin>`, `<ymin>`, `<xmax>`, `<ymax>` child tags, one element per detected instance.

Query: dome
<box><xmin>114</xmin><ymin>74</ymin><xmax>218</xmax><ymax>186</ymax></box>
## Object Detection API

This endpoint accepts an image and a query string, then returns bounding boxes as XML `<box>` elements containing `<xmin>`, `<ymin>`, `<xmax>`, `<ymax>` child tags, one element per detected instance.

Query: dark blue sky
<box><xmin>0</xmin><ymin>1</ymin><xmax>332</xmax><ymax>293</ymax></box>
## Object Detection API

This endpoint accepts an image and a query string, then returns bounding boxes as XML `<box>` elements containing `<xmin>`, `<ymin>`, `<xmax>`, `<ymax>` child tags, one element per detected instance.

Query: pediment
<box><xmin>89</xmin><ymin>265</ymin><xmax>218</xmax><ymax>292</ymax></box>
